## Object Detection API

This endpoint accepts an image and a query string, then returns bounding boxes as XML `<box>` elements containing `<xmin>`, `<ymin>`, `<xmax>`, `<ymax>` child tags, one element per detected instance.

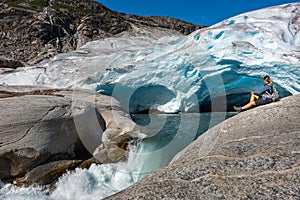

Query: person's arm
<box><xmin>254</xmin><ymin>85</ymin><xmax>271</xmax><ymax>95</ymax></box>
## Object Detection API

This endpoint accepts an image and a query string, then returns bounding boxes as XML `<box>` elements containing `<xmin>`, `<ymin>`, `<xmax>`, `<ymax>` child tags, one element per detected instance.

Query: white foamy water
<box><xmin>51</xmin><ymin>163</ymin><xmax>135</xmax><ymax>200</ymax></box>
<box><xmin>0</xmin><ymin>181</ymin><xmax>50</xmax><ymax>200</ymax></box>
<box><xmin>0</xmin><ymin>113</ymin><xmax>233</xmax><ymax>200</ymax></box>
<box><xmin>0</xmin><ymin>163</ymin><xmax>134</xmax><ymax>200</ymax></box>
<box><xmin>2</xmin><ymin>3</ymin><xmax>299</xmax><ymax>199</ymax></box>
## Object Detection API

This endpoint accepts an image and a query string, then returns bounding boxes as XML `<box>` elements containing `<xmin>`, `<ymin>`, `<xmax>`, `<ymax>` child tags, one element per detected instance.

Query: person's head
<box><xmin>263</xmin><ymin>75</ymin><xmax>271</xmax><ymax>84</ymax></box>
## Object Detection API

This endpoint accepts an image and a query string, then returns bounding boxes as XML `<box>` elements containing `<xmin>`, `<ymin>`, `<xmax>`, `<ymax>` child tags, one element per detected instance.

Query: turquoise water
<box><xmin>0</xmin><ymin>113</ymin><xmax>235</xmax><ymax>200</ymax></box>
<box><xmin>127</xmin><ymin>112</ymin><xmax>236</xmax><ymax>179</ymax></box>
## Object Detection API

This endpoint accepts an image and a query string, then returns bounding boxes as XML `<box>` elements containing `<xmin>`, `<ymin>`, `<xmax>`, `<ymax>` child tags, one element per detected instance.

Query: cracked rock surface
<box><xmin>107</xmin><ymin>94</ymin><xmax>300</xmax><ymax>200</ymax></box>
<box><xmin>0</xmin><ymin>85</ymin><xmax>144</xmax><ymax>186</ymax></box>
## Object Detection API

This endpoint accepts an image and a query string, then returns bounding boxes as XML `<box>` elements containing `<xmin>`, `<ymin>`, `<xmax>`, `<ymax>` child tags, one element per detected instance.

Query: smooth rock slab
<box><xmin>107</xmin><ymin>94</ymin><xmax>300</xmax><ymax>199</ymax></box>
<box><xmin>0</xmin><ymin>85</ymin><xmax>144</xmax><ymax>185</ymax></box>
<box><xmin>14</xmin><ymin>160</ymin><xmax>81</xmax><ymax>187</ymax></box>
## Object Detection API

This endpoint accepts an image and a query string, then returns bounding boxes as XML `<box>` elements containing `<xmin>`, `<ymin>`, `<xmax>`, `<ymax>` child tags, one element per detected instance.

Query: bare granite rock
<box><xmin>107</xmin><ymin>94</ymin><xmax>300</xmax><ymax>200</ymax></box>
<box><xmin>0</xmin><ymin>0</ymin><xmax>204</xmax><ymax>67</ymax></box>
<box><xmin>14</xmin><ymin>160</ymin><xmax>81</xmax><ymax>187</ymax></box>
<box><xmin>0</xmin><ymin>85</ymin><xmax>145</xmax><ymax>186</ymax></box>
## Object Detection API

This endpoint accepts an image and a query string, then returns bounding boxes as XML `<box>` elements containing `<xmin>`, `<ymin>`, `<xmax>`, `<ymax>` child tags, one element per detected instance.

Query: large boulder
<box><xmin>0</xmin><ymin>85</ymin><xmax>144</xmax><ymax>186</ymax></box>
<box><xmin>107</xmin><ymin>94</ymin><xmax>300</xmax><ymax>199</ymax></box>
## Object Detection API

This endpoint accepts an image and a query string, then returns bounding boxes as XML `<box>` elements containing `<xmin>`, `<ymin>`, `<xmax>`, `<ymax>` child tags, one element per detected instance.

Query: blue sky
<box><xmin>96</xmin><ymin>0</ymin><xmax>299</xmax><ymax>26</ymax></box>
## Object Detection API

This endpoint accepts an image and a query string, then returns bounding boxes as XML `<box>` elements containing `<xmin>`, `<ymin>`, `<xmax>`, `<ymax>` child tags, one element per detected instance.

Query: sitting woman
<box><xmin>234</xmin><ymin>75</ymin><xmax>273</xmax><ymax>112</ymax></box>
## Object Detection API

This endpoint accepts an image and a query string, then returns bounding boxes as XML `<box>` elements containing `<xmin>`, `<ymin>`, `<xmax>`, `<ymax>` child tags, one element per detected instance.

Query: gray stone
<box><xmin>0</xmin><ymin>57</ymin><xmax>25</xmax><ymax>68</ymax></box>
<box><xmin>0</xmin><ymin>1</ymin><xmax>204</xmax><ymax>67</ymax></box>
<box><xmin>107</xmin><ymin>94</ymin><xmax>300</xmax><ymax>199</ymax></box>
<box><xmin>0</xmin><ymin>85</ymin><xmax>144</xmax><ymax>185</ymax></box>
<box><xmin>13</xmin><ymin>160</ymin><xmax>81</xmax><ymax>187</ymax></box>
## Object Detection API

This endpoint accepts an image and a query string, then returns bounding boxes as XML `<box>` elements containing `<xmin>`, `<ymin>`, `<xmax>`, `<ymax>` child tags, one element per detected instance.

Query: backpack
<box><xmin>266</xmin><ymin>84</ymin><xmax>279</xmax><ymax>102</ymax></box>
<box><xmin>271</xmin><ymin>84</ymin><xmax>279</xmax><ymax>101</ymax></box>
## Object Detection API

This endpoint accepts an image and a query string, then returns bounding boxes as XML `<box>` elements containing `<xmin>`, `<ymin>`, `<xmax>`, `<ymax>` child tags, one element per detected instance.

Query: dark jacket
<box><xmin>254</xmin><ymin>84</ymin><xmax>273</xmax><ymax>101</ymax></box>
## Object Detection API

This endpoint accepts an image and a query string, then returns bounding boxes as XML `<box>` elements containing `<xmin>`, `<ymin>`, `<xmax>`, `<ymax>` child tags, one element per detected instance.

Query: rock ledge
<box><xmin>107</xmin><ymin>94</ymin><xmax>300</xmax><ymax>199</ymax></box>
<box><xmin>0</xmin><ymin>85</ymin><xmax>145</xmax><ymax>186</ymax></box>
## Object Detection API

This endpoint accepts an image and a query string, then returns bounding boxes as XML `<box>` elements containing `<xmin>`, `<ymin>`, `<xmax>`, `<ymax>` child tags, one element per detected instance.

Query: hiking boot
<box><xmin>233</xmin><ymin>106</ymin><xmax>243</xmax><ymax>112</ymax></box>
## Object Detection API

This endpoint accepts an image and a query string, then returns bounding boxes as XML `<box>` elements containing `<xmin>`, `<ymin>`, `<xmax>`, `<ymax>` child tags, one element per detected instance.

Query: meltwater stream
<box><xmin>0</xmin><ymin>113</ymin><xmax>235</xmax><ymax>200</ymax></box>
<box><xmin>1</xmin><ymin>3</ymin><xmax>299</xmax><ymax>200</ymax></box>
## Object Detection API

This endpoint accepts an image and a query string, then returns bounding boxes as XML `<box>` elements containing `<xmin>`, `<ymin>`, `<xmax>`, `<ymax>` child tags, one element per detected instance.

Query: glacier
<box><xmin>1</xmin><ymin>3</ymin><xmax>300</xmax><ymax>200</ymax></box>
<box><xmin>1</xmin><ymin>3</ymin><xmax>300</xmax><ymax>113</ymax></box>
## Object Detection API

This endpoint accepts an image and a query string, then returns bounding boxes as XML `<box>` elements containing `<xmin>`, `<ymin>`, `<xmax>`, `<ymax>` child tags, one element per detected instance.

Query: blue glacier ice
<box><xmin>1</xmin><ymin>3</ymin><xmax>299</xmax><ymax>113</ymax></box>
<box><xmin>1</xmin><ymin>3</ymin><xmax>300</xmax><ymax>200</ymax></box>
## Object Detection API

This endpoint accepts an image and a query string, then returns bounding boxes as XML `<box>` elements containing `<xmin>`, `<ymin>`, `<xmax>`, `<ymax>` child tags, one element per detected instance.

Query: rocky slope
<box><xmin>107</xmin><ymin>94</ymin><xmax>300</xmax><ymax>199</ymax></box>
<box><xmin>0</xmin><ymin>85</ymin><xmax>146</xmax><ymax>186</ymax></box>
<box><xmin>0</xmin><ymin>0</ymin><xmax>204</xmax><ymax>67</ymax></box>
